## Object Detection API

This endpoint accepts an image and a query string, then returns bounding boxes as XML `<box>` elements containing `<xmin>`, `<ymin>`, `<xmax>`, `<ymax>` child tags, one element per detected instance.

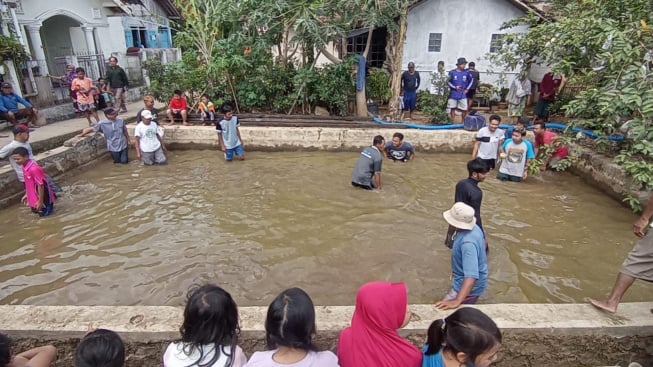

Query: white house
<box><xmin>402</xmin><ymin>0</ymin><xmax>543</xmax><ymax>89</ymax></box>
<box><xmin>0</xmin><ymin>0</ymin><xmax>180</xmax><ymax>104</ymax></box>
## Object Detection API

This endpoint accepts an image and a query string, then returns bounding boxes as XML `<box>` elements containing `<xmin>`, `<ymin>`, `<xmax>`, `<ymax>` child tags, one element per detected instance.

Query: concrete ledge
<box><xmin>2</xmin><ymin>303</ymin><xmax>652</xmax><ymax>367</ymax></box>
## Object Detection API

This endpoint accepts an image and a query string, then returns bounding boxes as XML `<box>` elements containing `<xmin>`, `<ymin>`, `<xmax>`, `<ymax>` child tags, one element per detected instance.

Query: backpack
<box><xmin>463</xmin><ymin>113</ymin><xmax>486</xmax><ymax>131</ymax></box>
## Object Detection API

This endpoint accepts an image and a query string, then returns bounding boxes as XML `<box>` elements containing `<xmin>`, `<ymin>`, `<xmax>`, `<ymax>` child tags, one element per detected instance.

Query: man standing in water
<box><xmin>351</xmin><ymin>135</ymin><xmax>385</xmax><ymax>190</ymax></box>
<box><xmin>590</xmin><ymin>194</ymin><xmax>653</xmax><ymax>313</ymax></box>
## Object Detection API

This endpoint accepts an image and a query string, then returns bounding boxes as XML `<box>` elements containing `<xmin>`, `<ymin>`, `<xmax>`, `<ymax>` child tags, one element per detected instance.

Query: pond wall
<box><xmin>1</xmin><ymin>126</ymin><xmax>651</xmax><ymax>366</ymax></box>
<box><xmin>2</xmin><ymin>303</ymin><xmax>652</xmax><ymax>367</ymax></box>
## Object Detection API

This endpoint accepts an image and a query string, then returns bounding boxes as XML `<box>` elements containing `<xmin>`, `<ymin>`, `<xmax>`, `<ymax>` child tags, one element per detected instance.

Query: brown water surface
<box><xmin>0</xmin><ymin>151</ymin><xmax>649</xmax><ymax>306</ymax></box>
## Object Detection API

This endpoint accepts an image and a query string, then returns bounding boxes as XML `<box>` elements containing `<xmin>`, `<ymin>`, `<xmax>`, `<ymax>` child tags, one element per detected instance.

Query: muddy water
<box><xmin>0</xmin><ymin>151</ymin><xmax>649</xmax><ymax>306</ymax></box>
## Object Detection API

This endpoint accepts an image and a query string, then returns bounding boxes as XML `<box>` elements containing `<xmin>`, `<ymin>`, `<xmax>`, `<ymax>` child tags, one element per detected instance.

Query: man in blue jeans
<box><xmin>401</xmin><ymin>62</ymin><xmax>420</xmax><ymax>119</ymax></box>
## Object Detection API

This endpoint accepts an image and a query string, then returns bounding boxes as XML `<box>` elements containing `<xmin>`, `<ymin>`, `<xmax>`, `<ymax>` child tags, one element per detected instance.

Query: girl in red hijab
<box><xmin>337</xmin><ymin>281</ymin><xmax>422</xmax><ymax>367</ymax></box>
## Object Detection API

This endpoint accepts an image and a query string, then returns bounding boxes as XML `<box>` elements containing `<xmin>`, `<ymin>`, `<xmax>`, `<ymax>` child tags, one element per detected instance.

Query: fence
<box><xmin>15</xmin><ymin>48</ymin><xmax>181</xmax><ymax>108</ymax></box>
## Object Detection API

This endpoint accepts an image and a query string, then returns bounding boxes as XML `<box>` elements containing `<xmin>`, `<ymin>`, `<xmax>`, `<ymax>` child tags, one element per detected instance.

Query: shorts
<box><xmin>447</xmin><ymin>98</ymin><xmax>468</xmax><ymax>111</ymax></box>
<box><xmin>621</xmin><ymin>229</ymin><xmax>653</xmax><ymax>282</ymax></box>
<box><xmin>508</xmin><ymin>99</ymin><xmax>526</xmax><ymax>117</ymax></box>
<box><xmin>141</xmin><ymin>147</ymin><xmax>167</xmax><ymax>165</ymax></box>
<box><xmin>402</xmin><ymin>91</ymin><xmax>417</xmax><ymax>111</ymax></box>
<box><xmin>535</xmin><ymin>99</ymin><xmax>552</xmax><ymax>119</ymax></box>
<box><xmin>496</xmin><ymin>172</ymin><xmax>522</xmax><ymax>182</ymax></box>
<box><xmin>351</xmin><ymin>181</ymin><xmax>374</xmax><ymax>190</ymax></box>
<box><xmin>0</xmin><ymin>108</ymin><xmax>33</xmax><ymax>121</ymax></box>
<box><xmin>479</xmin><ymin>158</ymin><xmax>496</xmax><ymax>170</ymax></box>
<box><xmin>110</xmin><ymin>148</ymin><xmax>129</xmax><ymax>164</ymax></box>
<box><xmin>443</xmin><ymin>288</ymin><xmax>480</xmax><ymax>304</ymax></box>
<box><xmin>78</xmin><ymin>103</ymin><xmax>96</xmax><ymax>112</ymax></box>
<box><xmin>224</xmin><ymin>144</ymin><xmax>244</xmax><ymax>161</ymax></box>
<box><xmin>466</xmin><ymin>88</ymin><xmax>476</xmax><ymax>99</ymax></box>
<box><xmin>168</xmin><ymin>109</ymin><xmax>186</xmax><ymax>117</ymax></box>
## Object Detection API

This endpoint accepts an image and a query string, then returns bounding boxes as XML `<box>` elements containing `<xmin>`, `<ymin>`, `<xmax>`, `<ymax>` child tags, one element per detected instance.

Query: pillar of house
<box><xmin>82</xmin><ymin>26</ymin><xmax>97</xmax><ymax>54</ymax></box>
<box><xmin>25</xmin><ymin>24</ymin><xmax>48</xmax><ymax>75</ymax></box>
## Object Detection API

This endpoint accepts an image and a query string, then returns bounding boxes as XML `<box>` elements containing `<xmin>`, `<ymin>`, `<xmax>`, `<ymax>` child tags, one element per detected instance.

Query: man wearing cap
<box><xmin>436</xmin><ymin>202</ymin><xmax>488</xmax><ymax>310</ymax></box>
<box><xmin>134</xmin><ymin>109</ymin><xmax>167</xmax><ymax>165</ymax></box>
<box><xmin>447</xmin><ymin>58</ymin><xmax>474</xmax><ymax>121</ymax></box>
<box><xmin>351</xmin><ymin>135</ymin><xmax>385</xmax><ymax>190</ymax></box>
<box><xmin>401</xmin><ymin>62</ymin><xmax>420</xmax><ymax>119</ymax></box>
<box><xmin>0</xmin><ymin>83</ymin><xmax>37</xmax><ymax>127</ymax></box>
<box><xmin>76</xmin><ymin>107</ymin><xmax>131</xmax><ymax>164</ymax></box>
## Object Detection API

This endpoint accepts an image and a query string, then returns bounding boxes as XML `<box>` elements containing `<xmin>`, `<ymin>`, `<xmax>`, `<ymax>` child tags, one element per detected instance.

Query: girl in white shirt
<box><xmin>163</xmin><ymin>284</ymin><xmax>247</xmax><ymax>367</ymax></box>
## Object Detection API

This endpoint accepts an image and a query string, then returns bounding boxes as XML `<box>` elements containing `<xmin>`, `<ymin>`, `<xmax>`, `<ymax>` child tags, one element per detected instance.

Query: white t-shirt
<box><xmin>163</xmin><ymin>342</ymin><xmax>247</xmax><ymax>367</ymax></box>
<box><xmin>244</xmin><ymin>350</ymin><xmax>339</xmax><ymax>367</ymax></box>
<box><xmin>0</xmin><ymin>140</ymin><xmax>32</xmax><ymax>182</ymax></box>
<box><xmin>475</xmin><ymin>126</ymin><xmax>505</xmax><ymax>160</ymax></box>
<box><xmin>134</xmin><ymin>121</ymin><xmax>162</xmax><ymax>153</ymax></box>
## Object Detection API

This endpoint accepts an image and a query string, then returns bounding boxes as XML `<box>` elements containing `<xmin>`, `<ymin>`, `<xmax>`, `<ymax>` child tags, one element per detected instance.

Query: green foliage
<box><xmin>417</xmin><ymin>90</ymin><xmax>451</xmax><ymax>124</ymax></box>
<box><xmin>0</xmin><ymin>35</ymin><xmax>28</xmax><ymax>63</ymax></box>
<box><xmin>309</xmin><ymin>58</ymin><xmax>356</xmax><ymax>116</ymax></box>
<box><xmin>490</xmin><ymin>0</ymin><xmax>653</xmax><ymax>211</ymax></box>
<box><xmin>366</xmin><ymin>68</ymin><xmax>391</xmax><ymax>103</ymax></box>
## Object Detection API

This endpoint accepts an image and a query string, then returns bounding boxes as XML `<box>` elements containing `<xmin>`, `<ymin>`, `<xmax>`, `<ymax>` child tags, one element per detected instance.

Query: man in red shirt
<box><xmin>166</xmin><ymin>89</ymin><xmax>189</xmax><ymax>125</ymax></box>
<box><xmin>533</xmin><ymin>122</ymin><xmax>569</xmax><ymax>171</ymax></box>
<box><xmin>533</xmin><ymin>72</ymin><xmax>564</xmax><ymax>123</ymax></box>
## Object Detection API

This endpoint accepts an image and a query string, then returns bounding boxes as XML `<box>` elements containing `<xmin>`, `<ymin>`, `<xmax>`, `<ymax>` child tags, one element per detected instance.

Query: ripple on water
<box><xmin>0</xmin><ymin>152</ymin><xmax>648</xmax><ymax>306</ymax></box>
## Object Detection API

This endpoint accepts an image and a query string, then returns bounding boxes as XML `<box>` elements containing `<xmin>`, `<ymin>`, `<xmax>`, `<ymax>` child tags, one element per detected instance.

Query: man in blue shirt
<box><xmin>0</xmin><ymin>82</ymin><xmax>38</xmax><ymax>127</ymax></box>
<box><xmin>436</xmin><ymin>202</ymin><xmax>488</xmax><ymax>310</ymax></box>
<box><xmin>447</xmin><ymin>58</ymin><xmax>474</xmax><ymax>122</ymax></box>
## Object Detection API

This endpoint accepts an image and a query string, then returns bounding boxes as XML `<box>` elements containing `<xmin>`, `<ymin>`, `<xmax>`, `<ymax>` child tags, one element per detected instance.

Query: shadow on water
<box><xmin>0</xmin><ymin>151</ymin><xmax>649</xmax><ymax>306</ymax></box>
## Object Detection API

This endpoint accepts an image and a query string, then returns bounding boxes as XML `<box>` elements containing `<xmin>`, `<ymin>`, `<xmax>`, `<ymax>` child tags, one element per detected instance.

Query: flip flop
<box><xmin>0</xmin><ymin>134</ymin><xmax>8</xmax><ymax>138</ymax></box>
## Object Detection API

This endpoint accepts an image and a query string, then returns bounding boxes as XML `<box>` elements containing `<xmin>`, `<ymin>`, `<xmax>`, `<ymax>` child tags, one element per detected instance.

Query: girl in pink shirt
<box><xmin>12</xmin><ymin>147</ymin><xmax>55</xmax><ymax>216</ymax></box>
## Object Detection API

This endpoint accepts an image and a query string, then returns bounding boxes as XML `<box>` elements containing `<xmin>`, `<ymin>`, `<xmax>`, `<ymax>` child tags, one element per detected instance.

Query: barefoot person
<box><xmin>590</xmin><ymin>194</ymin><xmax>653</xmax><ymax>313</ymax></box>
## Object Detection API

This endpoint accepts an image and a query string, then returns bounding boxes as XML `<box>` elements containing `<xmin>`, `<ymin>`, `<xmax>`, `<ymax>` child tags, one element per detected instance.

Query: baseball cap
<box><xmin>11</xmin><ymin>124</ymin><xmax>29</xmax><ymax>134</ymax></box>
<box><xmin>456</xmin><ymin>57</ymin><xmax>468</xmax><ymax>65</ymax></box>
<box><xmin>141</xmin><ymin>110</ymin><xmax>153</xmax><ymax>120</ymax></box>
<box><xmin>1</xmin><ymin>82</ymin><xmax>12</xmax><ymax>88</ymax></box>
<box><xmin>103</xmin><ymin>107</ymin><xmax>118</xmax><ymax>115</ymax></box>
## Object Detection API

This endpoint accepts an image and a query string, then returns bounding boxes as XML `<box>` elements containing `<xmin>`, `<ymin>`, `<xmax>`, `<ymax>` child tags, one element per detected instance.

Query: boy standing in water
<box><xmin>216</xmin><ymin>104</ymin><xmax>244</xmax><ymax>161</ymax></box>
<box><xmin>12</xmin><ymin>147</ymin><xmax>56</xmax><ymax>216</ymax></box>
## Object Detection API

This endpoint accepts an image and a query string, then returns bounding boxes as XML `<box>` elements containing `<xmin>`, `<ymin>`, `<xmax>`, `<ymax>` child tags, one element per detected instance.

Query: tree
<box><xmin>489</xmin><ymin>0</ymin><xmax>653</xmax><ymax>211</ymax></box>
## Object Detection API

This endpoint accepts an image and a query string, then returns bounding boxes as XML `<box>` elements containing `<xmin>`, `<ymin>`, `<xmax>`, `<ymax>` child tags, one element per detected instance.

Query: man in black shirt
<box><xmin>445</xmin><ymin>158</ymin><xmax>490</xmax><ymax>250</ymax></box>
<box><xmin>401</xmin><ymin>62</ymin><xmax>421</xmax><ymax>119</ymax></box>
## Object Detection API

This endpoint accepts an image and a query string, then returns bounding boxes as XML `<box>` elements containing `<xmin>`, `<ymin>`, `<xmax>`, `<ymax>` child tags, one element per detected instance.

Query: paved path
<box><xmin>0</xmin><ymin>101</ymin><xmax>164</xmax><ymax>148</ymax></box>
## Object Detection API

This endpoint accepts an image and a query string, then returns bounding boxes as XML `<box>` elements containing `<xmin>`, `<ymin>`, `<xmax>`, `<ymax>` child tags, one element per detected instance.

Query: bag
<box><xmin>444</xmin><ymin>225</ymin><xmax>457</xmax><ymax>249</ymax></box>
<box><xmin>463</xmin><ymin>114</ymin><xmax>486</xmax><ymax>131</ymax></box>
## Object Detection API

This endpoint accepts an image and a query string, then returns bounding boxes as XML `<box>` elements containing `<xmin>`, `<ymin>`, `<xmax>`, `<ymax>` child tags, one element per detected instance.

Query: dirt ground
<box><xmin>9</xmin><ymin>330</ymin><xmax>652</xmax><ymax>367</ymax></box>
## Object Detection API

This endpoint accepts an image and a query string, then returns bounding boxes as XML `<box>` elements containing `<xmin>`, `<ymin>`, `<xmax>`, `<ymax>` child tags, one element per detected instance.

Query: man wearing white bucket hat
<box><xmin>436</xmin><ymin>202</ymin><xmax>488</xmax><ymax>310</ymax></box>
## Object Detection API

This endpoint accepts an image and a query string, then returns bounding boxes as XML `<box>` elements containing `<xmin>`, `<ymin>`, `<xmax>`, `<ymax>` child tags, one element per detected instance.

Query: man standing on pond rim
<box><xmin>351</xmin><ymin>135</ymin><xmax>385</xmax><ymax>190</ymax></box>
<box><xmin>401</xmin><ymin>62</ymin><xmax>420</xmax><ymax>119</ymax></box>
<box><xmin>590</xmin><ymin>194</ymin><xmax>653</xmax><ymax>313</ymax></box>
<box><xmin>448</xmin><ymin>58</ymin><xmax>474</xmax><ymax>121</ymax></box>
<box><xmin>106</xmin><ymin>56</ymin><xmax>129</xmax><ymax>113</ymax></box>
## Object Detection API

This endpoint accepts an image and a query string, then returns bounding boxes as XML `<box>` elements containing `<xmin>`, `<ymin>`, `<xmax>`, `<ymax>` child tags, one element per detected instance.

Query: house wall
<box><xmin>402</xmin><ymin>0</ymin><xmax>530</xmax><ymax>89</ymax></box>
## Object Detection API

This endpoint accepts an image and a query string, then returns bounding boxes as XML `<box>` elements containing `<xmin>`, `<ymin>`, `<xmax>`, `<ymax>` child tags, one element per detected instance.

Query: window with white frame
<box><xmin>428</xmin><ymin>33</ymin><xmax>442</xmax><ymax>52</ymax></box>
<box><xmin>490</xmin><ymin>34</ymin><xmax>505</xmax><ymax>53</ymax></box>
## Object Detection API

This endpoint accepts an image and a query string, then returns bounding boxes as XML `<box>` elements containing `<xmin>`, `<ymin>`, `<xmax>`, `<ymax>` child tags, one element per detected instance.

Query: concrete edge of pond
<box><xmin>2</xmin><ymin>303</ymin><xmax>652</xmax><ymax>336</ymax></box>
<box><xmin>2</xmin><ymin>303</ymin><xmax>652</xmax><ymax>367</ymax></box>
<box><xmin>0</xmin><ymin>126</ymin><xmax>641</xmax><ymax>208</ymax></box>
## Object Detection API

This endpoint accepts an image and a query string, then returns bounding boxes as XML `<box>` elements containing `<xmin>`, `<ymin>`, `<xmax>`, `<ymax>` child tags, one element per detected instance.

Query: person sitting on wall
<box><xmin>0</xmin><ymin>332</ymin><xmax>57</xmax><ymax>367</ymax></box>
<box><xmin>166</xmin><ymin>89</ymin><xmax>189</xmax><ymax>126</ymax></box>
<box><xmin>0</xmin><ymin>83</ymin><xmax>38</xmax><ymax>128</ymax></box>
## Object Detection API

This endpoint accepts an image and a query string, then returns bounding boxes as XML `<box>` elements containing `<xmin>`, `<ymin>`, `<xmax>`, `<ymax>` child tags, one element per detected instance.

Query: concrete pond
<box><xmin>0</xmin><ymin>122</ymin><xmax>651</xmax><ymax>366</ymax></box>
